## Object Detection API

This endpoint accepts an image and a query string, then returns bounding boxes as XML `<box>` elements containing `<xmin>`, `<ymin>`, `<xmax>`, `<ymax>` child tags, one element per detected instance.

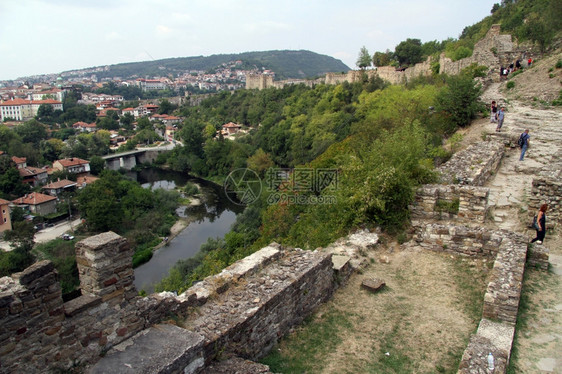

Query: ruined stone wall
<box><xmin>529</xmin><ymin>172</ymin><xmax>562</xmax><ymax>223</ymax></box>
<box><xmin>0</xmin><ymin>233</ymin><xmax>146</xmax><ymax>373</ymax></box>
<box><xmin>439</xmin><ymin>24</ymin><xmax>518</xmax><ymax>80</ymax></box>
<box><xmin>438</xmin><ymin>141</ymin><xmax>504</xmax><ymax>186</ymax></box>
<box><xmin>183</xmin><ymin>249</ymin><xmax>335</xmax><ymax>362</ymax></box>
<box><xmin>0</xmin><ymin>231</ymin><xmax>364</xmax><ymax>373</ymax></box>
<box><xmin>482</xmin><ymin>238</ymin><xmax>527</xmax><ymax>325</ymax></box>
<box><xmin>411</xmin><ymin>184</ymin><xmax>489</xmax><ymax>223</ymax></box>
<box><xmin>414</xmin><ymin>223</ymin><xmax>502</xmax><ymax>257</ymax></box>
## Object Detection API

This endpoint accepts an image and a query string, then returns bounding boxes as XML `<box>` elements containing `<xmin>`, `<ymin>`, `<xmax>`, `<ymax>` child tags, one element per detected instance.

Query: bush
<box><xmin>507</xmin><ymin>81</ymin><xmax>515</xmax><ymax>89</ymax></box>
<box><xmin>556</xmin><ymin>60</ymin><xmax>562</xmax><ymax>69</ymax></box>
<box><xmin>436</xmin><ymin>74</ymin><xmax>483</xmax><ymax>127</ymax></box>
<box><xmin>183</xmin><ymin>182</ymin><xmax>199</xmax><ymax>196</ymax></box>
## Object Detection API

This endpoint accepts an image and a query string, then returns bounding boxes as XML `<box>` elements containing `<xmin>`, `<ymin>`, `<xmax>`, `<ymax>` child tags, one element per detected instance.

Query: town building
<box><xmin>11</xmin><ymin>192</ymin><xmax>57</xmax><ymax>216</ymax></box>
<box><xmin>0</xmin><ymin>98</ymin><xmax>63</xmax><ymax>121</ymax></box>
<box><xmin>222</xmin><ymin>122</ymin><xmax>242</xmax><ymax>135</ymax></box>
<box><xmin>52</xmin><ymin>158</ymin><xmax>90</xmax><ymax>176</ymax></box>
<box><xmin>0</xmin><ymin>198</ymin><xmax>12</xmax><ymax>232</ymax></box>
<box><xmin>72</xmin><ymin>121</ymin><xmax>97</xmax><ymax>132</ymax></box>
<box><xmin>41</xmin><ymin>179</ymin><xmax>77</xmax><ymax>196</ymax></box>
<box><xmin>136</xmin><ymin>79</ymin><xmax>168</xmax><ymax>91</ymax></box>
<box><xmin>12</xmin><ymin>156</ymin><xmax>48</xmax><ymax>186</ymax></box>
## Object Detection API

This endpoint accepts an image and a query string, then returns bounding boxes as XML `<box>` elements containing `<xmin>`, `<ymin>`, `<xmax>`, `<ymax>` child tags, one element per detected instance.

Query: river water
<box><xmin>131</xmin><ymin>169</ymin><xmax>244</xmax><ymax>293</ymax></box>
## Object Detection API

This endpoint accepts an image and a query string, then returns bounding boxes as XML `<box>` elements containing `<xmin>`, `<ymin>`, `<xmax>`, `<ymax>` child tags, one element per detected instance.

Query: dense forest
<box><xmin>154</xmin><ymin>68</ymin><xmax>483</xmax><ymax>292</ymax></box>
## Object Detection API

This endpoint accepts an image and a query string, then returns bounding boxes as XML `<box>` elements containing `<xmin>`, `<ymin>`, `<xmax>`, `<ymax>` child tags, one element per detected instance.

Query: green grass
<box><xmin>260</xmin><ymin>306</ymin><xmax>353</xmax><ymax>373</ymax></box>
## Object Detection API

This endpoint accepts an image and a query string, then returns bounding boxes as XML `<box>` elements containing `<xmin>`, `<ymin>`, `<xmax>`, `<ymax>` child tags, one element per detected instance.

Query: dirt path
<box><xmin>477</xmin><ymin>79</ymin><xmax>562</xmax><ymax>372</ymax></box>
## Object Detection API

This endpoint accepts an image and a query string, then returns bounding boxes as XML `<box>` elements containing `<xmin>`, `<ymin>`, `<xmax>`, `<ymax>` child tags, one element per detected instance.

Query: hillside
<box><xmin>62</xmin><ymin>50</ymin><xmax>350</xmax><ymax>81</ymax></box>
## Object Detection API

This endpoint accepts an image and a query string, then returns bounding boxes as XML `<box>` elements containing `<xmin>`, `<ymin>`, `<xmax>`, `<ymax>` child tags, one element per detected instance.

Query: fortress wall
<box><xmin>0</xmin><ymin>232</ymin><xmax>353</xmax><ymax>373</ymax></box>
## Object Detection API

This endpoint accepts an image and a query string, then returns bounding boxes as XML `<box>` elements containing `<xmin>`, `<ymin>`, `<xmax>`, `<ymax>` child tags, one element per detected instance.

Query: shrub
<box><xmin>183</xmin><ymin>182</ymin><xmax>199</xmax><ymax>196</ymax></box>
<box><xmin>556</xmin><ymin>60</ymin><xmax>562</xmax><ymax>69</ymax></box>
<box><xmin>507</xmin><ymin>81</ymin><xmax>515</xmax><ymax>89</ymax></box>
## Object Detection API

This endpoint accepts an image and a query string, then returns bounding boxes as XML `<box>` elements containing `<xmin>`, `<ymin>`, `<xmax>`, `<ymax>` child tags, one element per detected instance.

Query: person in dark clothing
<box><xmin>531</xmin><ymin>204</ymin><xmax>548</xmax><ymax>244</ymax></box>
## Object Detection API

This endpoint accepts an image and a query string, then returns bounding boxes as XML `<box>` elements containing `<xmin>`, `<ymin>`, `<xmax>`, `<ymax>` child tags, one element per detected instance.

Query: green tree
<box><xmin>14</xmin><ymin>119</ymin><xmax>48</xmax><ymax>146</ymax></box>
<box><xmin>356</xmin><ymin>46</ymin><xmax>372</xmax><ymax>70</ymax></box>
<box><xmin>372</xmin><ymin>50</ymin><xmax>392</xmax><ymax>67</ymax></box>
<box><xmin>525</xmin><ymin>12</ymin><xmax>553</xmax><ymax>52</ymax></box>
<box><xmin>247</xmin><ymin>148</ymin><xmax>274</xmax><ymax>176</ymax></box>
<box><xmin>394</xmin><ymin>38</ymin><xmax>423</xmax><ymax>66</ymax></box>
<box><xmin>436</xmin><ymin>74</ymin><xmax>483</xmax><ymax>128</ymax></box>
<box><xmin>89</xmin><ymin>155</ymin><xmax>105</xmax><ymax>175</ymax></box>
<box><xmin>158</xmin><ymin>99</ymin><xmax>177</xmax><ymax>114</ymax></box>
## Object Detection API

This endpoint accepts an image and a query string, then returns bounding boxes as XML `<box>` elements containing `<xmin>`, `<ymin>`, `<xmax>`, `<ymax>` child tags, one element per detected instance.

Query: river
<box><xmin>131</xmin><ymin>168</ymin><xmax>244</xmax><ymax>293</ymax></box>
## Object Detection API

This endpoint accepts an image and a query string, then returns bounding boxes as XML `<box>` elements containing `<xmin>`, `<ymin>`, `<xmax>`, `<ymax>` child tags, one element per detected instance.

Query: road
<box><xmin>0</xmin><ymin>218</ymin><xmax>82</xmax><ymax>251</ymax></box>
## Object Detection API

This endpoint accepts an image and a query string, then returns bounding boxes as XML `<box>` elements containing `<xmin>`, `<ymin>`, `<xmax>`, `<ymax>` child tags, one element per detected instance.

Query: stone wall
<box><xmin>482</xmin><ymin>238</ymin><xmax>527</xmax><ymax>325</ymax></box>
<box><xmin>438</xmin><ymin>141</ymin><xmax>504</xmax><ymax>186</ymax></box>
<box><xmin>529</xmin><ymin>172</ymin><xmax>562</xmax><ymax>223</ymax></box>
<box><xmin>0</xmin><ymin>230</ymin><xmax>376</xmax><ymax>373</ymax></box>
<box><xmin>411</xmin><ymin>184</ymin><xmax>489</xmax><ymax>223</ymax></box>
<box><xmin>414</xmin><ymin>223</ymin><xmax>501</xmax><ymax>257</ymax></box>
<box><xmin>439</xmin><ymin>24</ymin><xmax>520</xmax><ymax>81</ymax></box>
<box><xmin>0</xmin><ymin>232</ymin><xmax>147</xmax><ymax>373</ymax></box>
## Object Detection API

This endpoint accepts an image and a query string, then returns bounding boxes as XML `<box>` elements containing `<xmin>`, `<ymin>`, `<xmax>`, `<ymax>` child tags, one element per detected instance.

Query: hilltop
<box><xmin>56</xmin><ymin>50</ymin><xmax>350</xmax><ymax>82</ymax></box>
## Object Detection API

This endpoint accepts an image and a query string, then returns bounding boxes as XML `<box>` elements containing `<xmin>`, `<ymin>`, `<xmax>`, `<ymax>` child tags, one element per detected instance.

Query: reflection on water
<box><xmin>131</xmin><ymin>168</ymin><xmax>244</xmax><ymax>293</ymax></box>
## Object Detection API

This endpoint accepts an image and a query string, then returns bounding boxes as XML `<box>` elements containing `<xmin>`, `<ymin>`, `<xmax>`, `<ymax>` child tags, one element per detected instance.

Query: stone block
<box><xmin>88</xmin><ymin>324</ymin><xmax>205</xmax><ymax>374</ymax></box>
<box><xmin>14</xmin><ymin>261</ymin><xmax>55</xmax><ymax>287</ymax></box>
<box><xmin>64</xmin><ymin>294</ymin><xmax>102</xmax><ymax>317</ymax></box>
<box><xmin>361</xmin><ymin>278</ymin><xmax>386</xmax><ymax>293</ymax></box>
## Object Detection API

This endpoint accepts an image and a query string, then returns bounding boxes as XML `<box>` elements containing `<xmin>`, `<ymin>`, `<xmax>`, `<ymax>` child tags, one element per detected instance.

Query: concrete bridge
<box><xmin>102</xmin><ymin>148</ymin><xmax>167</xmax><ymax>171</ymax></box>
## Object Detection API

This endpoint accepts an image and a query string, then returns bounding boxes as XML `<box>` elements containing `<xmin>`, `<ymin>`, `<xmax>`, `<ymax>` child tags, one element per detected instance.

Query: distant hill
<box><xmin>64</xmin><ymin>50</ymin><xmax>350</xmax><ymax>81</ymax></box>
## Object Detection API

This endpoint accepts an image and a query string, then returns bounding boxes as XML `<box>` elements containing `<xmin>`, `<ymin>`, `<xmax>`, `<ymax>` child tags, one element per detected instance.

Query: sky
<box><xmin>0</xmin><ymin>0</ymin><xmax>498</xmax><ymax>81</ymax></box>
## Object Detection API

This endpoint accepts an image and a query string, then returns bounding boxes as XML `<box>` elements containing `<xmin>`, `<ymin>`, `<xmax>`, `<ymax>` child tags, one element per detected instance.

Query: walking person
<box><xmin>496</xmin><ymin>107</ymin><xmax>505</xmax><ymax>132</ymax></box>
<box><xmin>531</xmin><ymin>204</ymin><xmax>548</xmax><ymax>244</ymax></box>
<box><xmin>519</xmin><ymin>129</ymin><xmax>530</xmax><ymax>161</ymax></box>
<box><xmin>490</xmin><ymin>101</ymin><xmax>498</xmax><ymax>123</ymax></box>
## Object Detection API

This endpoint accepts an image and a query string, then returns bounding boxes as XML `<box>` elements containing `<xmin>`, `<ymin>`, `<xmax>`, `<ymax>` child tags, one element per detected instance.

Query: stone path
<box><xmin>480</xmin><ymin>82</ymin><xmax>562</xmax><ymax>372</ymax></box>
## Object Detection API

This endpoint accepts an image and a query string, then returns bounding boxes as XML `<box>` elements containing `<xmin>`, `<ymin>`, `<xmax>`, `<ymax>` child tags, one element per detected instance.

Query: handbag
<box><xmin>532</xmin><ymin>215</ymin><xmax>540</xmax><ymax>230</ymax></box>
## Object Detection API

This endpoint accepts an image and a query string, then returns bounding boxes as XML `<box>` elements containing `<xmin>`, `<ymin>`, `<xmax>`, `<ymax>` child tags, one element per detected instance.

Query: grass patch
<box><xmin>34</xmin><ymin>239</ymin><xmax>80</xmax><ymax>297</ymax></box>
<box><xmin>435</xmin><ymin>199</ymin><xmax>460</xmax><ymax>215</ymax></box>
<box><xmin>260</xmin><ymin>306</ymin><xmax>353</xmax><ymax>373</ymax></box>
<box><xmin>449</xmin><ymin>257</ymin><xmax>491</xmax><ymax>323</ymax></box>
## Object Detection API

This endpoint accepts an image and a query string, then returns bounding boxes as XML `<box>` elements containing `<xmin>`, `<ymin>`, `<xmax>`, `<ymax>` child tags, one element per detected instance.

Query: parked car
<box><xmin>61</xmin><ymin>234</ymin><xmax>75</xmax><ymax>241</ymax></box>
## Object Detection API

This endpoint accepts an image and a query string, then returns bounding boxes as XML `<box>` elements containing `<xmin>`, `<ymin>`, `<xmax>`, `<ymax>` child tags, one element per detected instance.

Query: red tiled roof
<box><xmin>0</xmin><ymin>98</ymin><xmax>31</xmax><ymax>106</ymax></box>
<box><xmin>55</xmin><ymin>158</ymin><xmax>89</xmax><ymax>167</ymax></box>
<box><xmin>73</xmin><ymin>121</ymin><xmax>96</xmax><ymax>128</ymax></box>
<box><xmin>32</xmin><ymin>99</ymin><xmax>62</xmax><ymax>105</ymax></box>
<box><xmin>18</xmin><ymin>166</ymin><xmax>46</xmax><ymax>177</ymax></box>
<box><xmin>79</xmin><ymin>175</ymin><xmax>99</xmax><ymax>185</ymax></box>
<box><xmin>12</xmin><ymin>192</ymin><xmax>56</xmax><ymax>205</ymax></box>
<box><xmin>42</xmin><ymin>179</ymin><xmax>77</xmax><ymax>189</ymax></box>
<box><xmin>0</xmin><ymin>198</ymin><xmax>10</xmax><ymax>205</ymax></box>
<box><xmin>12</xmin><ymin>156</ymin><xmax>26</xmax><ymax>164</ymax></box>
